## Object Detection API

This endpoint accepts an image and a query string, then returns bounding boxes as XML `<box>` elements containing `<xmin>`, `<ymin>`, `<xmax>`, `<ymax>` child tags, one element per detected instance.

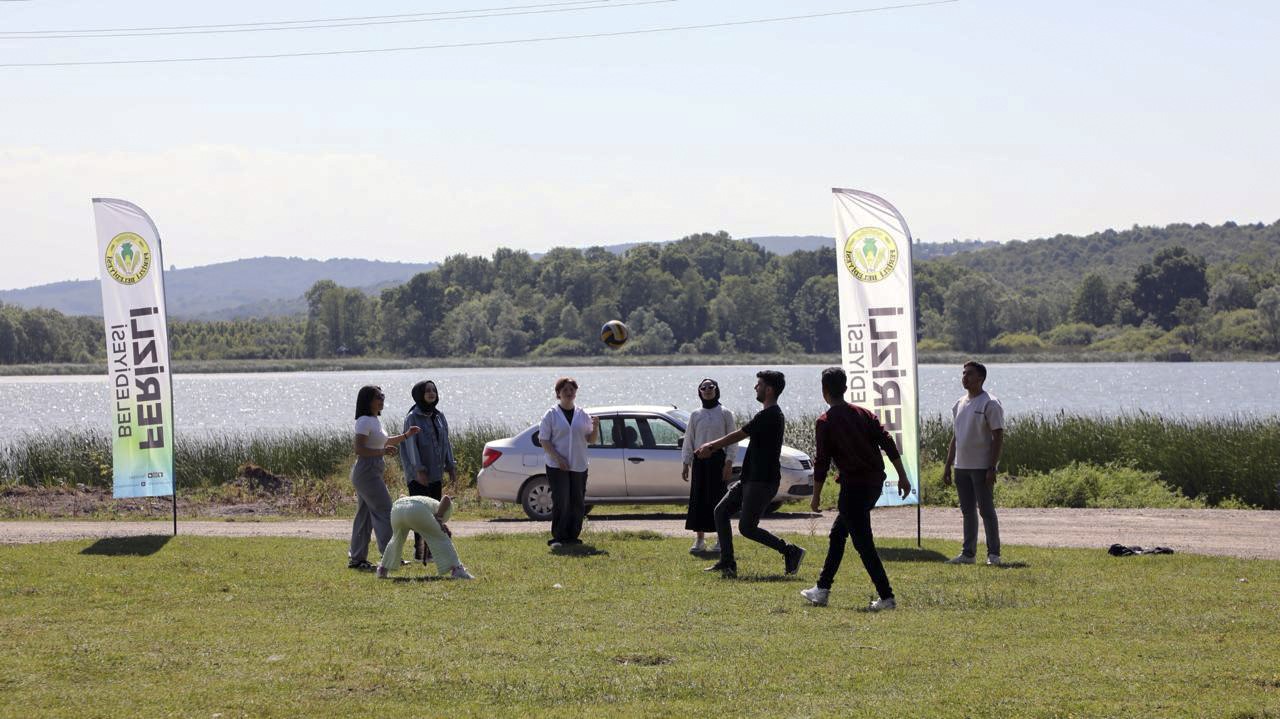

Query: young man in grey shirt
<box><xmin>942</xmin><ymin>360</ymin><xmax>1005</xmax><ymax>565</ymax></box>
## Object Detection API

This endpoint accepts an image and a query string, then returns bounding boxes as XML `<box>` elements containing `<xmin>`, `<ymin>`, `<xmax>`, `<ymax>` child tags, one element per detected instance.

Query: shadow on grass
<box><xmin>879</xmin><ymin>547</ymin><xmax>948</xmax><ymax>563</ymax></box>
<box><xmin>388</xmin><ymin>575</ymin><xmax>447</xmax><ymax>584</ymax></box>
<box><xmin>988</xmin><ymin>561</ymin><xmax>1031</xmax><ymax>569</ymax></box>
<box><xmin>81</xmin><ymin>535</ymin><xmax>171</xmax><ymax>556</ymax></box>
<box><xmin>551</xmin><ymin>543</ymin><xmax>609</xmax><ymax>557</ymax></box>
<box><xmin>734</xmin><ymin>573</ymin><xmax>800</xmax><ymax>583</ymax></box>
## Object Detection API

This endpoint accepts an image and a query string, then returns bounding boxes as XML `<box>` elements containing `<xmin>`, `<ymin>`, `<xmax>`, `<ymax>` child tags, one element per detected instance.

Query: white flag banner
<box><xmin>831</xmin><ymin>188</ymin><xmax>920</xmax><ymax>506</ymax></box>
<box><xmin>93</xmin><ymin>198</ymin><xmax>175</xmax><ymax>499</ymax></box>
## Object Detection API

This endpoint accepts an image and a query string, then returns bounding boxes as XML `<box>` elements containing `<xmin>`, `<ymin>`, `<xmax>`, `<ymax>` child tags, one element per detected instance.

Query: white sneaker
<box><xmin>450</xmin><ymin>566</ymin><xmax>474</xmax><ymax>580</ymax></box>
<box><xmin>689</xmin><ymin>539</ymin><xmax>706</xmax><ymax>554</ymax></box>
<box><xmin>549</xmin><ymin>541</ymin><xmax>562</xmax><ymax>549</ymax></box>
<box><xmin>708</xmin><ymin>542</ymin><xmax>721</xmax><ymax>553</ymax></box>
<box><xmin>987</xmin><ymin>554</ymin><xmax>1002</xmax><ymax>566</ymax></box>
<box><xmin>946</xmin><ymin>554</ymin><xmax>975</xmax><ymax>565</ymax></box>
<box><xmin>868</xmin><ymin>596</ymin><xmax>896</xmax><ymax>612</ymax></box>
<box><xmin>375</xmin><ymin>566</ymin><xmax>389</xmax><ymax>579</ymax></box>
<box><xmin>799</xmin><ymin>586</ymin><xmax>829</xmax><ymax>607</ymax></box>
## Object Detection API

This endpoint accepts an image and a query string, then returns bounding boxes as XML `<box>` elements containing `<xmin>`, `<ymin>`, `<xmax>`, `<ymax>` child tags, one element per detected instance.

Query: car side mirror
<box><xmin>532</xmin><ymin>431</ymin><xmax>542</xmax><ymax>448</ymax></box>
<box><xmin>677</xmin><ymin>437</ymin><xmax>684</xmax><ymax>448</ymax></box>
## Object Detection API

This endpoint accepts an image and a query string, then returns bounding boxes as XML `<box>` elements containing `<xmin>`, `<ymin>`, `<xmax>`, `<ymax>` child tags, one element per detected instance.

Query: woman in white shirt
<box><xmin>681</xmin><ymin>378</ymin><xmax>736</xmax><ymax>553</ymax></box>
<box><xmin>348</xmin><ymin>385</ymin><xmax>420</xmax><ymax>571</ymax></box>
<box><xmin>537</xmin><ymin>377</ymin><xmax>599</xmax><ymax>548</ymax></box>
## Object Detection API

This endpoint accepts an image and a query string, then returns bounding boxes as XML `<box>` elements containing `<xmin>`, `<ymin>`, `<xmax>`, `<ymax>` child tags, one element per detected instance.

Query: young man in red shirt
<box><xmin>800</xmin><ymin>367</ymin><xmax>911</xmax><ymax>610</ymax></box>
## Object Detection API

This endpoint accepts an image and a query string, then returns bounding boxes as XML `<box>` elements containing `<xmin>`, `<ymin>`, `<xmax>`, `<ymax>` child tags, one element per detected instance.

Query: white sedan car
<box><xmin>476</xmin><ymin>405</ymin><xmax>815</xmax><ymax>520</ymax></box>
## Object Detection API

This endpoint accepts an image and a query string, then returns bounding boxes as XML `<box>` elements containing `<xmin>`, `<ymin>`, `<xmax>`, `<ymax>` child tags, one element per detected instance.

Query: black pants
<box><xmin>407</xmin><ymin>479</ymin><xmax>442</xmax><ymax>556</ymax></box>
<box><xmin>817</xmin><ymin>481</ymin><xmax>893</xmax><ymax>599</ymax></box>
<box><xmin>547</xmin><ymin>467</ymin><xmax>587</xmax><ymax>543</ymax></box>
<box><xmin>714</xmin><ymin>480</ymin><xmax>787</xmax><ymax>565</ymax></box>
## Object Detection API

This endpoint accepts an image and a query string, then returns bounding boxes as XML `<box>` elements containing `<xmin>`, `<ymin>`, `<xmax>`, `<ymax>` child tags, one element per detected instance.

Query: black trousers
<box><xmin>817</xmin><ymin>481</ymin><xmax>893</xmax><ymax>599</ymax></box>
<box><xmin>547</xmin><ymin>467</ymin><xmax>587</xmax><ymax>543</ymax></box>
<box><xmin>407</xmin><ymin>479</ymin><xmax>442</xmax><ymax>556</ymax></box>
<box><xmin>713</xmin><ymin>480</ymin><xmax>787</xmax><ymax>565</ymax></box>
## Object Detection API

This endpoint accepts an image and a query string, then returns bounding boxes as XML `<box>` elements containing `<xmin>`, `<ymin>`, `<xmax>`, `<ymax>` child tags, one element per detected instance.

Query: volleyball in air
<box><xmin>600</xmin><ymin>320</ymin><xmax>629</xmax><ymax>349</ymax></box>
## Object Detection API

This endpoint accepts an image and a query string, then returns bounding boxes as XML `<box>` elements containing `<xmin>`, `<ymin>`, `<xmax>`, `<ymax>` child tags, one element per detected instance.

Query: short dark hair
<box><xmin>355</xmin><ymin>385</ymin><xmax>384</xmax><ymax>419</ymax></box>
<box><xmin>963</xmin><ymin>360</ymin><xmax>987</xmax><ymax>380</ymax></box>
<box><xmin>820</xmin><ymin>367</ymin><xmax>847</xmax><ymax>398</ymax></box>
<box><xmin>756</xmin><ymin>370</ymin><xmax>785</xmax><ymax>397</ymax></box>
<box><xmin>554</xmin><ymin>377</ymin><xmax>579</xmax><ymax>396</ymax></box>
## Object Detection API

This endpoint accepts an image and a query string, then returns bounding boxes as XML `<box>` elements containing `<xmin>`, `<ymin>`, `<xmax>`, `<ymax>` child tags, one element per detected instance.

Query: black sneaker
<box><xmin>704</xmin><ymin>561</ymin><xmax>737</xmax><ymax>578</ymax></box>
<box><xmin>347</xmin><ymin>560</ymin><xmax>375</xmax><ymax>571</ymax></box>
<box><xmin>784</xmin><ymin>544</ymin><xmax>806</xmax><ymax>575</ymax></box>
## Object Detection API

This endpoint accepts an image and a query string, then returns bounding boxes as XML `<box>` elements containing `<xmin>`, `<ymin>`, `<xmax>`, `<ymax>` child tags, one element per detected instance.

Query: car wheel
<box><xmin>766</xmin><ymin>501</ymin><xmax>784</xmax><ymax>515</ymax></box>
<box><xmin>520</xmin><ymin>475</ymin><xmax>554</xmax><ymax>521</ymax></box>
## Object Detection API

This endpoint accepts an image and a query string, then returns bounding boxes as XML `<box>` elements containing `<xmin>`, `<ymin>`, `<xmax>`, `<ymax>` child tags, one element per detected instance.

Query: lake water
<box><xmin>2</xmin><ymin>363</ymin><xmax>1277</xmax><ymax>440</ymax></box>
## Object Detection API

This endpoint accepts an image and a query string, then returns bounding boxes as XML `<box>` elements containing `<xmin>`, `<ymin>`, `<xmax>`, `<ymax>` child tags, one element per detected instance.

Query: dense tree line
<box><xmin>331</xmin><ymin>232</ymin><xmax>842</xmax><ymax>358</ymax></box>
<box><xmin>3</xmin><ymin>222</ymin><xmax>1279</xmax><ymax>366</ymax></box>
<box><xmin>0</xmin><ymin>304</ymin><xmax>100</xmax><ymax>364</ymax></box>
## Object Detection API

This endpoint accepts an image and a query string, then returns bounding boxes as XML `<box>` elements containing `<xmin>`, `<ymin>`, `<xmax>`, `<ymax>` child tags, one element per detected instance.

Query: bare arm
<box><xmin>986</xmin><ymin>429</ymin><xmax>1004</xmax><ymax>486</ymax></box>
<box><xmin>890</xmin><ymin>456</ymin><xmax>912</xmax><ymax>499</ymax></box>
<box><xmin>696</xmin><ymin>428</ymin><xmax>748</xmax><ymax>458</ymax></box>
<box><xmin>353</xmin><ymin>434</ymin><xmax>386</xmax><ymax>458</ymax></box>
<box><xmin>942</xmin><ymin>435</ymin><xmax>956</xmax><ymax>486</ymax></box>
<box><xmin>385</xmin><ymin>426</ymin><xmax>420</xmax><ymax>447</ymax></box>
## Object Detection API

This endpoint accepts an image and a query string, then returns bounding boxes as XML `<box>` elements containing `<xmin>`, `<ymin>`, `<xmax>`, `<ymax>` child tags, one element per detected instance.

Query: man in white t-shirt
<box><xmin>942</xmin><ymin>360</ymin><xmax>1005</xmax><ymax>566</ymax></box>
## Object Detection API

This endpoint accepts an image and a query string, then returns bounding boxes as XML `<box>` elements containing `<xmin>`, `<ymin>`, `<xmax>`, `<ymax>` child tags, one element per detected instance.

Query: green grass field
<box><xmin>2</xmin><ymin>533</ymin><xmax>1278</xmax><ymax>718</ymax></box>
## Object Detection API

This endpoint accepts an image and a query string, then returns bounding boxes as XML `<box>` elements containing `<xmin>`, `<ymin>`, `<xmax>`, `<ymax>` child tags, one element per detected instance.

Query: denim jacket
<box><xmin>401</xmin><ymin>405</ymin><xmax>456</xmax><ymax>484</ymax></box>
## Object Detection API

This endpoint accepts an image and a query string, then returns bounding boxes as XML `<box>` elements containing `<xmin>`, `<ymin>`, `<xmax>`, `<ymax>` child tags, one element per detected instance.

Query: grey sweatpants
<box><xmin>349</xmin><ymin>456</ymin><xmax>393</xmax><ymax>563</ymax></box>
<box><xmin>955</xmin><ymin>468</ymin><xmax>1001</xmax><ymax>558</ymax></box>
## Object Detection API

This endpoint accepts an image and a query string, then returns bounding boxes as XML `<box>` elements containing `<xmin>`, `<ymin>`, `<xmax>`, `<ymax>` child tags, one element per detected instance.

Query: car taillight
<box><xmin>481</xmin><ymin>447</ymin><xmax>503</xmax><ymax>468</ymax></box>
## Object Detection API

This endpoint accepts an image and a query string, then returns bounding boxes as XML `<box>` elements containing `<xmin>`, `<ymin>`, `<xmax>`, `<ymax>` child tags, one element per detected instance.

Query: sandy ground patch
<box><xmin>2</xmin><ymin>507</ymin><xmax>1276</xmax><ymax>560</ymax></box>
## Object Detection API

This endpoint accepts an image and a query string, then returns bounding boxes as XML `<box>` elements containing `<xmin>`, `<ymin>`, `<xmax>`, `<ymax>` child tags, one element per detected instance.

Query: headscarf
<box><xmin>698</xmin><ymin>378</ymin><xmax>721</xmax><ymax>410</ymax></box>
<box><xmin>411</xmin><ymin>380</ymin><xmax>441</xmax><ymax>440</ymax></box>
<box><xmin>411</xmin><ymin>380</ymin><xmax>439</xmax><ymax>413</ymax></box>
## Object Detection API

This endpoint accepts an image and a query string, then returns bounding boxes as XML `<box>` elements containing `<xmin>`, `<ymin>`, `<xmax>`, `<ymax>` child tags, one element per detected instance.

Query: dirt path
<box><xmin>2</xmin><ymin>507</ymin><xmax>1276</xmax><ymax>560</ymax></box>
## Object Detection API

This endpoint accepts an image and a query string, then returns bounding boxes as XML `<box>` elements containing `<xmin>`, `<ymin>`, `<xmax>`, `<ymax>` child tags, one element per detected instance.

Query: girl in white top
<box><xmin>537</xmin><ymin>377</ymin><xmax>599</xmax><ymax>547</ymax></box>
<box><xmin>681</xmin><ymin>378</ymin><xmax>736</xmax><ymax>553</ymax></box>
<box><xmin>347</xmin><ymin>385</ymin><xmax>420</xmax><ymax>570</ymax></box>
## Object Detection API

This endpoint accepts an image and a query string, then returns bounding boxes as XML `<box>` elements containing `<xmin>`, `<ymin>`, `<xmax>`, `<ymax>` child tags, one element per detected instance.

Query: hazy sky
<box><xmin>2</xmin><ymin>0</ymin><xmax>1276</xmax><ymax>290</ymax></box>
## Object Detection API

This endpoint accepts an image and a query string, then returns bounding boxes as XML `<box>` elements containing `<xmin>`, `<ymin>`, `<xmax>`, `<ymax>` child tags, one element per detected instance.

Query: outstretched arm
<box><xmin>695</xmin><ymin>428</ymin><xmax>748</xmax><ymax>459</ymax></box>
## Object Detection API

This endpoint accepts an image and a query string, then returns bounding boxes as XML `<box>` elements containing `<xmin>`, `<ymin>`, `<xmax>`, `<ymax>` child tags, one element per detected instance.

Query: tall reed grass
<box><xmin>790</xmin><ymin>412</ymin><xmax>1278</xmax><ymax>509</ymax></box>
<box><xmin>918</xmin><ymin>413</ymin><xmax>1279</xmax><ymax>509</ymax></box>
<box><xmin>4</xmin><ymin>414</ymin><xmax>1276</xmax><ymax>509</ymax></box>
<box><xmin>1</xmin><ymin>422</ymin><xmax>518</xmax><ymax>492</ymax></box>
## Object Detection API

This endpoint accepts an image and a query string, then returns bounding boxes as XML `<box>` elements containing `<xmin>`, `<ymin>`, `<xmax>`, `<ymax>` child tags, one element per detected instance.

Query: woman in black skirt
<box><xmin>681</xmin><ymin>378</ymin><xmax>736</xmax><ymax>553</ymax></box>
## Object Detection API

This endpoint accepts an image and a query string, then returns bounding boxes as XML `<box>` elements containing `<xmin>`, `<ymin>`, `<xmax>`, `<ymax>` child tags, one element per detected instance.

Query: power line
<box><xmin>0</xmin><ymin>0</ymin><xmax>668</xmax><ymax>39</ymax></box>
<box><xmin>0</xmin><ymin>0</ymin><xmax>960</xmax><ymax>69</ymax></box>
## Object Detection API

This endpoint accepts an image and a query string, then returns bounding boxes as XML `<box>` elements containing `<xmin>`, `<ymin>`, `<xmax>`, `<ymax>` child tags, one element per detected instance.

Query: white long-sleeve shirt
<box><xmin>681</xmin><ymin>405</ymin><xmax>737</xmax><ymax>465</ymax></box>
<box><xmin>539</xmin><ymin>405</ymin><xmax>594</xmax><ymax>472</ymax></box>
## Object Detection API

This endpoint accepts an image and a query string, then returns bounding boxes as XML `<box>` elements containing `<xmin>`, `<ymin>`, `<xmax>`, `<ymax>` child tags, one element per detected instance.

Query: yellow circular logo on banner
<box><xmin>842</xmin><ymin>227</ymin><xmax>898</xmax><ymax>283</ymax></box>
<box><xmin>104</xmin><ymin>232</ymin><xmax>152</xmax><ymax>285</ymax></box>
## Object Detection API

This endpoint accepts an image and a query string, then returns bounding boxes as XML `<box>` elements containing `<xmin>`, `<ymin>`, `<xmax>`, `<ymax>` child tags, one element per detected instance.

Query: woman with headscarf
<box><xmin>401</xmin><ymin>380</ymin><xmax>457</xmax><ymax>563</ymax></box>
<box><xmin>681</xmin><ymin>378</ymin><xmax>736</xmax><ymax>553</ymax></box>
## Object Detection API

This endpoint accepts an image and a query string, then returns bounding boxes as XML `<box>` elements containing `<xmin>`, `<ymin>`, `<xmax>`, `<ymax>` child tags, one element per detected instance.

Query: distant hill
<box><xmin>557</xmin><ymin>235</ymin><xmax>995</xmax><ymax>260</ymax></box>
<box><xmin>0</xmin><ymin>234</ymin><xmax>1006</xmax><ymax>320</ymax></box>
<box><xmin>0</xmin><ymin>257</ymin><xmax>436</xmax><ymax>319</ymax></box>
<box><xmin>935</xmin><ymin>220</ymin><xmax>1280</xmax><ymax>292</ymax></box>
